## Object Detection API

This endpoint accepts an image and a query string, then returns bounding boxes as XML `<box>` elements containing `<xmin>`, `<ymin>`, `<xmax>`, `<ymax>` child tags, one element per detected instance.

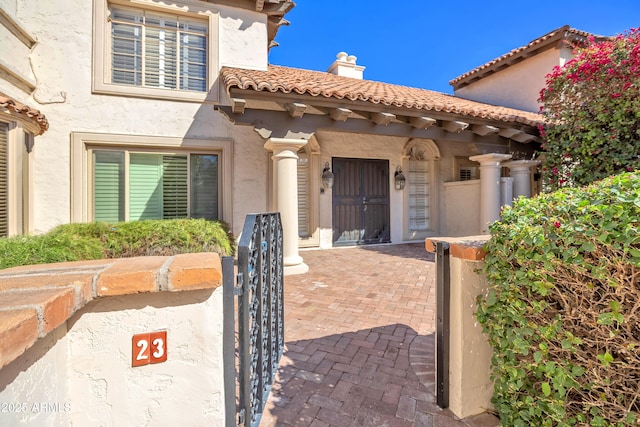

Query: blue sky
<box><xmin>268</xmin><ymin>1</ymin><xmax>640</xmax><ymax>94</ymax></box>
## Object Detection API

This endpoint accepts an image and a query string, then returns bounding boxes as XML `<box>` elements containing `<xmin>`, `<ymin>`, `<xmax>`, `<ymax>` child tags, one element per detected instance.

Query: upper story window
<box><xmin>110</xmin><ymin>7</ymin><xmax>207</xmax><ymax>92</ymax></box>
<box><xmin>92</xmin><ymin>0</ymin><xmax>219</xmax><ymax>102</ymax></box>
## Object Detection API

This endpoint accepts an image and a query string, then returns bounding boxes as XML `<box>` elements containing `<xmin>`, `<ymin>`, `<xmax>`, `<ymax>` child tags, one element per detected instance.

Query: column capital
<box><xmin>469</xmin><ymin>153</ymin><xmax>512</xmax><ymax>166</ymax></box>
<box><xmin>264</xmin><ymin>138</ymin><xmax>308</xmax><ymax>157</ymax></box>
<box><xmin>503</xmin><ymin>159</ymin><xmax>541</xmax><ymax>172</ymax></box>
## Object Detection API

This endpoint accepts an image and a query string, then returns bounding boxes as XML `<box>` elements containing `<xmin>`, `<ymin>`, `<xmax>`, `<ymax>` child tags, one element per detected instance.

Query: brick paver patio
<box><xmin>259</xmin><ymin>243</ymin><xmax>498</xmax><ymax>427</ymax></box>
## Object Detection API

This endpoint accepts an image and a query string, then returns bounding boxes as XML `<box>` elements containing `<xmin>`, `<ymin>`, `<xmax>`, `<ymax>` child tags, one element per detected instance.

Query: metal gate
<box><xmin>223</xmin><ymin>213</ymin><xmax>285</xmax><ymax>427</ymax></box>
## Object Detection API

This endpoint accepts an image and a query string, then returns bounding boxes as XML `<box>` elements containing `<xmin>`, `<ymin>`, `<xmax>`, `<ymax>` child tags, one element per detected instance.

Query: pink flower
<box><xmin>554</xmin><ymin>221</ymin><xmax>561</xmax><ymax>229</ymax></box>
<box><xmin>611</xmin><ymin>92</ymin><xmax>622</xmax><ymax>99</ymax></box>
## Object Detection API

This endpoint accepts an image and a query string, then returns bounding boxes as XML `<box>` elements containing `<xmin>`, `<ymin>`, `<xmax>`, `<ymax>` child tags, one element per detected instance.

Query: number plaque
<box><xmin>132</xmin><ymin>331</ymin><xmax>167</xmax><ymax>367</ymax></box>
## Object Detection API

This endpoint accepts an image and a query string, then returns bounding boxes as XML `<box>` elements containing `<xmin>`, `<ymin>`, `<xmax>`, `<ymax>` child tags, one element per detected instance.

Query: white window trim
<box><xmin>0</xmin><ymin>117</ymin><xmax>33</xmax><ymax>236</ymax></box>
<box><xmin>71</xmin><ymin>132</ymin><xmax>232</xmax><ymax>228</ymax></box>
<box><xmin>92</xmin><ymin>0</ymin><xmax>220</xmax><ymax>103</ymax></box>
<box><xmin>402</xmin><ymin>139</ymin><xmax>440</xmax><ymax>241</ymax></box>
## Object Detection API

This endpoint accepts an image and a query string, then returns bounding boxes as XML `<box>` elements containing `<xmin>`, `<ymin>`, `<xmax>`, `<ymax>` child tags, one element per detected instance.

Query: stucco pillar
<box><xmin>503</xmin><ymin>160</ymin><xmax>541</xmax><ymax>199</ymax></box>
<box><xmin>469</xmin><ymin>153</ymin><xmax>512</xmax><ymax>233</ymax></box>
<box><xmin>500</xmin><ymin>177</ymin><xmax>514</xmax><ymax>208</ymax></box>
<box><xmin>264</xmin><ymin>138</ymin><xmax>309</xmax><ymax>275</ymax></box>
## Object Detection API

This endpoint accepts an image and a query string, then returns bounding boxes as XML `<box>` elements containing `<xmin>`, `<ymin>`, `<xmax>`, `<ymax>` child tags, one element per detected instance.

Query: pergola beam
<box><xmin>410</xmin><ymin>116</ymin><xmax>437</xmax><ymax>129</ymax></box>
<box><xmin>286</xmin><ymin>102</ymin><xmax>307</xmax><ymax>118</ymax></box>
<box><xmin>330</xmin><ymin>107</ymin><xmax>352</xmax><ymax>122</ymax></box>
<box><xmin>371</xmin><ymin>112</ymin><xmax>396</xmax><ymax>126</ymax></box>
<box><xmin>472</xmin><ymin>124</ymin><xmax>499</xmax><ymax>136</ymax></box>
<box><xmin>231</xmin><ymin>98</ymin><xmax>247</xmax><ymax>114</ymax></box>
<box><xmin>511</xmin><ymin>132</ymin><xmax>537</xmax><ymax>143</ymax></box>
<box><xmin>498</xmin><ymin>128</ymin><xmax>523</xmax><ymax>139</ymax></box>
<box><xmin>442</xmin><ymin>120</ymin><xmax>469</xmax><ymax>133</ymax></box>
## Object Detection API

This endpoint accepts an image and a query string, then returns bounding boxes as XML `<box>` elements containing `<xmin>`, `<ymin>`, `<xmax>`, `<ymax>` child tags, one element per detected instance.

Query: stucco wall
<box><xmin>0</xmin><ymin>19</ymin><xmax>33</xmax><ymax>93</ymax></box>
<box><xmin>448</xmin><ymin>255</ymin><xmax>493</xmax><ymax>418</ymax></box>
<box><xmin>219</xmin><ymin>7</ymin><xmax>268</xmax><ymax>70</ymax></box>
<box><xmin>0</xmin><ymin>326</ymin><xmax>71</xmax><ymax>427</ymax></box>
<box><xmin>1</xmin><ymin>0</ymin><xmax>269</xmax><ymax>238</ymax></box>
<box><xmin>0</xmin><ymin>287</ymin><xmax>225</xmax><ymax>427</ymax></box>
<box><xmin>443</xmin><ymin>180</ymin><xmax>481</xmax><ymax>236</ymax></box>
<box><xmin>0</xmin><ymin>4</ymin><xmax>35</xmax><ymax>101</ymax></box>
<box><xmin>454</xmin><ymin>48</ymin><xmax>569</xmax><ymax>113</ymax></box>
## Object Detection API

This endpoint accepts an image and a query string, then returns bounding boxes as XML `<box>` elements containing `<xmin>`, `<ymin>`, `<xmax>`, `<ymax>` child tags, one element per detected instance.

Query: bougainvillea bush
<box><xmin>539</xmin><ymin>29</ymin><xmax>640</xmax><ymax>190</ymax></box>
<box><xmin>477</xmin><ymin>172</ymin><xmax>640</xmax><ymax>426</ymax></box>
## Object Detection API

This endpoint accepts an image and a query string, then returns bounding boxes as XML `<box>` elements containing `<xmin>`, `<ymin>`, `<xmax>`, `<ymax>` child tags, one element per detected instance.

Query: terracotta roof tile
<box><xmin>221</xmin><ymin>65</ymin><xmax>543</xmax><ymax>127</ymax></box>
<box><xmin>0</xmin><ymin>95</ymin><xmax>49</xmax><ymax>135</ymax></box>
<box><xmin>449</xmin><ymin>26</ymin><xmax>608</xmax><ymax>88</ymax></box>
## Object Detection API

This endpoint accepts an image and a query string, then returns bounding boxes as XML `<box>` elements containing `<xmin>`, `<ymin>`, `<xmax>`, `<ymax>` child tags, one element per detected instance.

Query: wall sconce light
<box><xmin>321</xmin><ymin>162</ymin><xmax>334</xmax><ymax>190</ymax></box>
<box><xmin>394</xmin><ymin>166</ymin><xmax>406</xmax><ymax>190</ymax></box>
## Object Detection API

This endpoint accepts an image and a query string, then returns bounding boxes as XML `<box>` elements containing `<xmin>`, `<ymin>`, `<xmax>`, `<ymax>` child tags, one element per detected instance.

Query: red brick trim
<box><xmin>425</xmin><ymin>236</ymin><xmax>489</xmax><ymax>261</ymax></box>
<box><xmin>0</xmin><ymin>253</ymin><xmax>222</xmax><ymax>369</ymax></box>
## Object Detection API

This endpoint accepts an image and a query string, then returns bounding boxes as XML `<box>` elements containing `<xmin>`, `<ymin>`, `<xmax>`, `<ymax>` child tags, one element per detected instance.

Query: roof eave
<box><xmin>449</xmin><ymin>26</ymin><xmax>609</xmax><ymax>91</ymax></box>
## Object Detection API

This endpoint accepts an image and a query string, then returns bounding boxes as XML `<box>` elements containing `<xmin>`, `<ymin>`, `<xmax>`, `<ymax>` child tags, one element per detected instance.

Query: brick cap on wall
<box><xmin>425</xmin><ymin>236</ymin><xmax>490</xmax><ymax>261</ymax></box>
<box><xmin>0</xmin><ymin>253</ymin><xmax>222</xmax><ymax>370</ymax></box>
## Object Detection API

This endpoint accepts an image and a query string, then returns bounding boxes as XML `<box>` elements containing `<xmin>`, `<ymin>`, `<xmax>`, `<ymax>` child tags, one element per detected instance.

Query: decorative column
<box><xmin>503</xmin><ymin>160</ymin><xmax>541</xmax><ymax>199</ymax></box>
<box><xmin>500</xmin><ymin>177</ymin><xmax>513</xmax><ymax>208</ymax></box>
<box><xmin>264</xmin><ymin>138</ymin><xmax>309</xmax><ymax>275</ymax></box>
<box><xmin>469</xmin><ymin>153</ymin><xmax>512</xmax><ymax>234</ymax></box>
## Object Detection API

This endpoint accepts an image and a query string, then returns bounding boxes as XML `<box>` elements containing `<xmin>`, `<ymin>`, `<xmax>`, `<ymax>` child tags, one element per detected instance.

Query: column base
<box><xmin>284</xmin><ymin>262</ymin><xmax>309</xmax><ymax>276</ymax></box>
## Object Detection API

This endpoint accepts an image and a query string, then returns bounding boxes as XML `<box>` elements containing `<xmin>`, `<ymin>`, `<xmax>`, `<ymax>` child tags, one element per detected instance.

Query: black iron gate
<box><xmin>223</xmin><ymin>213</ymin><xmax>285</xmax><ymax>427</ymax></box>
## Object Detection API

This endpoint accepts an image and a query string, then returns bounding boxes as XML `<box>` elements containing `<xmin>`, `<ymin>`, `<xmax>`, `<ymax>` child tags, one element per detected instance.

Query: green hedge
<box><xmin>0</xmin><ymin>218</ymin><xmax>234</xmax><ymax>270</ymax></box>
<box><xmin>477</xmin><ymin>172</ymin><xmax>640</xmax><ymax>426</ymax></box>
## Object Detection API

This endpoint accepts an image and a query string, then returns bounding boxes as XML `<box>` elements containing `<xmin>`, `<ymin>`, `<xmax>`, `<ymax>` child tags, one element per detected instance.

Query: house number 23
<box><xmin>132</xmin><ymin>331</ymin><xmax>168</xmax><ymax>367</ymax></box>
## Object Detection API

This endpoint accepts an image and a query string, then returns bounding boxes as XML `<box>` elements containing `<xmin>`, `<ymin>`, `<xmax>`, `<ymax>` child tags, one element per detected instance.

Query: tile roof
<box><xmin>220</xmin><ymin>65</ymin><xmax>543</xmax><ymax>127</ymax></box>
<box><xmin>0</xmin><ymin>95</ymin><xmax>49</xmax><ymax>135</ymax></box>
<box><xmin>449</xmin><ymin>25</ymin><xmax>607</xmax><ymax>89</ymax></box>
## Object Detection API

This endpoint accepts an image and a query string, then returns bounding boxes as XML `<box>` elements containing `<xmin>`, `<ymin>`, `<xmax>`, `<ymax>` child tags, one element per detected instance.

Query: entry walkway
<box><xmin>260</xmin><ymin>243</ymin><xmax>498</xmax><ymax>427</ymax></box>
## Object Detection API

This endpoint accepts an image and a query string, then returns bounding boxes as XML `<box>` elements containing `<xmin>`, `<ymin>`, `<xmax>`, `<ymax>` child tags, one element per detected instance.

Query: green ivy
<box><xmin>477</xmin><ymin>172</ymin><xmax>640</xmax><ymax>426</ymax></box>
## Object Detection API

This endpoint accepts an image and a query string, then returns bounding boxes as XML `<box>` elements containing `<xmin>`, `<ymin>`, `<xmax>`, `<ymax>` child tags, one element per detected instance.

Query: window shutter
<box><xmin>162</xmin><ymin>155</ymin><xmax>187</xmax><ymax>218</ymax></box>
<box><xmin>110</xmin><ymin>7</ymin><xmax>207</xmax><ymax>92</ymax></box>
<box><xmin>111</xmin><ymin>8</ymin><xmax>143</xmax><ymax>86</ymax></box>
<box><xmin>94</xmin><ymin>151</ymin><xmax>125</xmax><ymax>222</ymax></box>
<box><xmin>129</xmin><ymin>153</ymin><xmax>163</xmax><ymax>220</ymax></box>
<box><xmin>179</xmin><ymin>21</ymin><xmax>207</xmax><ymax>92</ymax></box>
<box><xmin>144</xmin><ymin>13</ymin><xmax>178</xmax><ymax>89</ymax></box>
<box><xmin>409</xmin><ymin>159</ymin><xmax>429</xmax><ymax>231</ymax></box>
<box><xmin>189</xmin><ymin>154</ymin><xmax>218</xmax><ymax>220</ymax></box>
<box><xmin>0</xmin><ymin>123</ymin><xmax>8</xmax><ymax>236</ymax></box>
<box><xmin>297</xmin><ymin>155</ymin><xmax>309</xmax><ymax>237</ymax></box>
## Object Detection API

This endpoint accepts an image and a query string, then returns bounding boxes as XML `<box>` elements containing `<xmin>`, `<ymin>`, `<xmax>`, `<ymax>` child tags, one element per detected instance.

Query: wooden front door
<box><xmin>332</xmin><ymin>158</ymin><xmax>390</xmax><ymax>245</ymax></box>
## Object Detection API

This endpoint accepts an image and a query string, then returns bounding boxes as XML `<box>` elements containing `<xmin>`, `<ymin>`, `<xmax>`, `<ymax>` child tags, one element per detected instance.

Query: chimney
<box><xmin>327</xmin><ymin>52</ymin><xmax>365</xmax><ymax>79</ymax></box>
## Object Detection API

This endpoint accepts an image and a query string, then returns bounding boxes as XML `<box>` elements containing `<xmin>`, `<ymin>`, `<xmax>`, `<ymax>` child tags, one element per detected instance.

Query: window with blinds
<box><xmin>408</xmin><ymin>159</ymin><xmax>430</xmax><ymax>232</ymax></box>
<box><xmin>0</xmin><ymin>123</ymin><xmax>8</xmax><ymax>237</ymax></box>
<box><xmin>297</xmin><ymin>154</ymin><xmax>310</xmax><ymax>238</ymax></box>
<box><xmin>93</xmin><ymin>150</ymin><xmax>218</xmax><ymax>222</ymax></box>
<box><xmin>110</xmin><ymin>7</ymin><xmax>207</xmax><ymax>92</ymax></box>
<box><xmin>455</xmin><ymin>157</ymin><xmax>479</xmax><ymax>181</ymax></box>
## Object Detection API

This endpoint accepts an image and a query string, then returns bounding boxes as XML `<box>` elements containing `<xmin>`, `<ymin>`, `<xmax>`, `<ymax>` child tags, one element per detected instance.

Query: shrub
<box><xmin>0</xmin><ymin>218</ymin><xmax>234</xmax><ymax>270</ymax></box>
<box><xmin>539</xmin><ymin>28</ymin><xmax>640</xmax><ymax>190</ymax></box>
<box><xmin>477</xmin><ymin>172</ymin><xmax>640</xmax><ymax>426</ymax></box>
